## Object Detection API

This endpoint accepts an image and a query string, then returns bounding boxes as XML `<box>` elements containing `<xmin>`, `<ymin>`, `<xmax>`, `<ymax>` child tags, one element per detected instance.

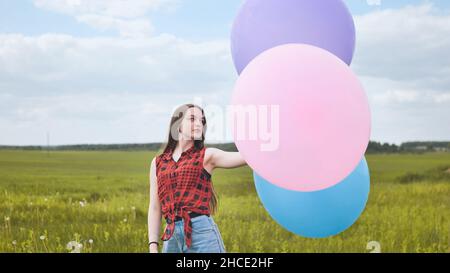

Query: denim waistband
<box><xmin>166</xmin><ymin>212</ymin><xmax>210</xmax><ymax>223</ymax></box>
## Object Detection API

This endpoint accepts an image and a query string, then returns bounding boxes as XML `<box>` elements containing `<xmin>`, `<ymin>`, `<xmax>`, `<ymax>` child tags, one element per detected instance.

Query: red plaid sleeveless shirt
<box><xmin>155</xmin><ymin>145</ymin><xmax>212</xmax><ymax>249</ymax></box>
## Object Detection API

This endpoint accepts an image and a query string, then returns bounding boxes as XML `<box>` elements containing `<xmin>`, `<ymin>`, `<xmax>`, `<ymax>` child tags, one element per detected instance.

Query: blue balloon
<box><xmin>254</xmin><ymin>157</ymin><xmax>370</xmax><ymax>238</ymax></box>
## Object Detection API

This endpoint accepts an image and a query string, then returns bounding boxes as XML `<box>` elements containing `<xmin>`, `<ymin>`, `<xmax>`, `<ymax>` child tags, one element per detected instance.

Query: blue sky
<box><xmin>0</xmin><ymin>0</ymin><xmax>449</xmax><ymax>145</ymax></box>
<box><xmin>3</xmin><ymin>0</ymin><xmax>450</xmax><ymax>38</ymax></box>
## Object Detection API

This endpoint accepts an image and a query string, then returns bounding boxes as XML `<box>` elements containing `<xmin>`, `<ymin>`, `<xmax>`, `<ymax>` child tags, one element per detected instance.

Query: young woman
<box><xmin>147</xmin><ymin>103</ymin><xmax>247</xmax><ymax>253</ymax></box>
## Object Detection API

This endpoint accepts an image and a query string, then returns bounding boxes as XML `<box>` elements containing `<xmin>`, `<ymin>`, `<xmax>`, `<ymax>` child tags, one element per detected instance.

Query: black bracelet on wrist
<box><xmin>149</xmin><ymin>241</ymin><xmax>159</xmax><ymax>247</ymax></box>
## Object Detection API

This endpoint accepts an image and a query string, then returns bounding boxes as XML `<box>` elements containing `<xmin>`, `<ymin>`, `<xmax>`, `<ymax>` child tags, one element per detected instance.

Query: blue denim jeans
<box><xmin>162</xmin><ymin>215</ymin><xmax>226</xmax><ymax>253</ymax></box>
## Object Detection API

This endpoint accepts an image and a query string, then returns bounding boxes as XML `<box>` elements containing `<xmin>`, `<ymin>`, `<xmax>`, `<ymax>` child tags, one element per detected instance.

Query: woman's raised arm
<box><xmin>205</xmin><ymin>147</ymin><xmax>247</xmax><ymax>170</ymax></box>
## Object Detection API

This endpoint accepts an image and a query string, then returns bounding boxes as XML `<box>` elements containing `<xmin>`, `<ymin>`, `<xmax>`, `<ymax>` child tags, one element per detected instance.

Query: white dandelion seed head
<box><xmin>12</xmin><ymin>240</ymin><xmax>17</xmax><ymax>245</ymax></box>
<box><xmin>40</xmin><ymin>235</ymin><xmax>46</xmax><ymax>240</ymax></box>
<box><xmin>79</xmin><ymin>201</ymin><xmax>86</xmax><ymax>207</ymax></box>
<box><xmin>88</xmin><ymin>239</ymin><xmax>93</xmax><ymax>244</ymax></box>
<box><xmin>66</xmin><ymin>241</ymin><xmax>83</xmax><ymax>253</ymax></box>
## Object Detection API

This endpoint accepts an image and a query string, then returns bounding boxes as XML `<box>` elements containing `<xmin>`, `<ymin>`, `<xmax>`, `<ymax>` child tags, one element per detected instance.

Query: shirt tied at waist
<box><xmin>161</xmin><ymin>206</ymin><xmax>200</xmax><ymax>249</ymax></box>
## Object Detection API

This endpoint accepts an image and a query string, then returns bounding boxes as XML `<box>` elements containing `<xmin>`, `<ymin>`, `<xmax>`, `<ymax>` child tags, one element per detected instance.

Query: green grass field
<box><xmin>0</xmin><ymin>150</ymin><xmax>449</xmax><ymax>253</ymax></box>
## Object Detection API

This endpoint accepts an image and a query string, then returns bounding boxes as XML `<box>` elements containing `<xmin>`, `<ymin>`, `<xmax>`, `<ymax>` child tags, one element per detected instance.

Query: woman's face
<box><xmin>179</xmin><ymin>107</ymin><xmax>205</xmax><ymax>140</ymax></box>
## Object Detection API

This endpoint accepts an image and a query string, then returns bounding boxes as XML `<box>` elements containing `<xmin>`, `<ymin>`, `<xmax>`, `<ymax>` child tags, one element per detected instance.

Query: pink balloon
<box><xmin>231</xmin><ymin>44</ymin><xmax>371</xmax><ymax>192</ymax></box>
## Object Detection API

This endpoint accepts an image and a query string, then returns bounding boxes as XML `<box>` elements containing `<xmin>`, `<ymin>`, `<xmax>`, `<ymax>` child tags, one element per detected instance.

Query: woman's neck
<box><xmin>175</xmin><ymin>139</ymin><xmax>194</xmax><ymax>153</ymax></box>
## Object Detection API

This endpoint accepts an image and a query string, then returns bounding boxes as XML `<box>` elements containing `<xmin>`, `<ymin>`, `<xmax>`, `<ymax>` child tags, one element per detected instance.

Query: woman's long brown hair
<box><xmin>160</xmin><ymin>103</ymin><xmax>218</xmax><ymax>215</ymax></box>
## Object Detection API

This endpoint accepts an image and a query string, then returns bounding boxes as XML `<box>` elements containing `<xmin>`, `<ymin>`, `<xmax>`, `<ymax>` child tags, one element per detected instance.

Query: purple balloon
<box><xmin>231</xmin><ymin>0</ymin><xmax>356</xmax><ymax>74</ymax></box>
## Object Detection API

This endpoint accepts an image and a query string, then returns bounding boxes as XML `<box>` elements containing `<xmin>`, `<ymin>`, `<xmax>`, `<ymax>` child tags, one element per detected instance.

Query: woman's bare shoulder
<box><xmin>205</xmin><ymin>147</ymin><xmax>221</xmax><ymax>159</ymax></box>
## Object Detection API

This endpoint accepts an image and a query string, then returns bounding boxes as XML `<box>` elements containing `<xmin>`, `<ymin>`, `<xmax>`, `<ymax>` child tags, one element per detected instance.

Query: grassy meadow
<box><xmin>0</xmin><ymin>150</ymin><xmax>449</xmax><ymax>253</ymax></box>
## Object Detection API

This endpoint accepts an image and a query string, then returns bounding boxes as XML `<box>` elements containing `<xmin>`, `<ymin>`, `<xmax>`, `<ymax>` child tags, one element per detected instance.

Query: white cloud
<box><xmin>76</xmin><ymin>14</ymin><xmax>153</xmax><ymax>38</ymax></box>
<box><xmin>373</xmin><ymin>89</ymin><xmax>420</xmax><ymax>104</ymax></box>
<box><xmin>0</xmin><ymin>33</ymin><xmax>234</xmax><ymax>95</ymax></box>
<box><xmin>352</xmin><ymin>4</ymin><xmax>450</xmax><ymax>144</ymax></box>
<box><xmin>353</xmin><ymin>4</ymin><xmax>450</xmax><ymax>90</ymax></box>
<box><xmin>0</xmin><ymin>31</ymin><xmax>235</xmax><ymax>145</ymax></box>
<box><xmin>32</xmin><ymin>0</ymin><xmax>180</xmax><ymax>38</ymax></box>
<box><xmin>33</xmin><ymin>0</ymin><xmax>179</xmax><ymax>18</ymax></box>
<box><xmin>433</xmin><ymin>93</ymin><xmax>450</xmax><ymax>104</ymax></box>
<box><xmin>0</xmin><ymin>89</ymin><xmax>234</xmax><ymax>145</ymax></box>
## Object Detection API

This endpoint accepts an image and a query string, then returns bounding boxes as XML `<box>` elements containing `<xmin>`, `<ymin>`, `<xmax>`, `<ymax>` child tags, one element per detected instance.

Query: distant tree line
<box><xmin>0</xmin><ymin>141</ymin><xmax>448</xmax><ymax>153</ymax></box>
<box><xmin>0</xmin><ymin>142</ymin><xmax>240</xmax><ymax>152</ymax></box>
<box><xmin>367</xmin><ymin>141</ymin><xmax>449</xmax><ymax>153</ymax></box>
